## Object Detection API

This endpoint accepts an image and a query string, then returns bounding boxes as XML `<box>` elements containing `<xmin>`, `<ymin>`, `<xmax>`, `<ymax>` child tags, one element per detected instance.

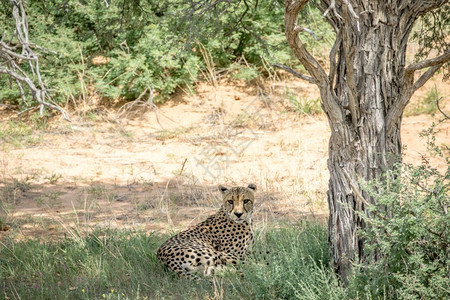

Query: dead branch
<box><xmin>118</xmin><ymin>86</ymin><xmax>156</xmax><ymax>115</ymax></box>
<box><xmin>0</xmin><ymin>0</ymin><xmax>70</xmax><ymax>120</ymax></box>
<box><xmin>117</xmin><ymin>86</ymin><xmax>166</xmax><ymax>129</ymax></box>
<box><xmin>298</xmin><ymin>26</ymin><xmax>321</xmax><ymax>41</ymax></box>
<box><xmin>319</xmin><ymin>0</ymin><xmax>342</xmax><ymax>31</ymax></box>
<box><xmin>271</xmin><ymin>63</ymin><xmax>316</xmax><ymax>83</ymax></box>
<box><xmin>341</xmin><ymin>167</ymin><xmax>370</xmax><ymax>207</ymax></box>
<box><xmin>322</xmin><ymin>0</ymin><xmax>342</xmax><ymax>20</ymax></box>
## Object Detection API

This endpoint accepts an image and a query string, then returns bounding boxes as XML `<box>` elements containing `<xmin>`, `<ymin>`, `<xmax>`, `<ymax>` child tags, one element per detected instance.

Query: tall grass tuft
<box><xmin>224</xmin><ymin>222</ymin><xmax>344</xmax><ymax>299</ymax></box>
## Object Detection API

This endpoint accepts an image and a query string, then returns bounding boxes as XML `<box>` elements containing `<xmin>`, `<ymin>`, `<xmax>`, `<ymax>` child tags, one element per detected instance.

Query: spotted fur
<box><xmin>157</xmin><ymin>184</ymin><xmax>257</xmax><ymax>279</ymax></box>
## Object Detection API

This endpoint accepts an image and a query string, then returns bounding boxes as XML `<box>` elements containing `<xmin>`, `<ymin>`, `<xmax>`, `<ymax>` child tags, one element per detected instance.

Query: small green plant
<box><xmin>86</xmin><ymin>111</ymin><xmax>100</xmax><ymax>122</ymax></box>
<box><xmin>230</xmin><ymin>63</ymin><xmax>259</xmax><ymax>82</ymax></box>
<box><xmin>155</xmin><ymin>128</ymin><xmax>191</xmax><ymax>141</ymax></box>
<box><xmin>44</xmin><ymin>173</ymin><xmax>63</xmax><ymax>184</ymax></box>
<box><xmin>30</xmin><ymin>112</ymin><xmax>50</xmax><ymax>130</ymax></box>
<box><xmin>156</xmin><ymin>130</ymin><xmax>180</xmax><ymax>141</ymax></box>
<box><xmin>36</xmin><ymin>192</ymin><xmax>64</xmax><ymax>207</ymax></box>
<box><xmin>1</xmin><ymin>175</ymin><xmax>35</xmax><ymax>229</ymax></box>
<box><xmin>405</xmin><ymin>86</ymin><xmax>441</xmax><ymax>116</ymax></box>
<box><xmin>0</xmin><ymin>176</ymin><xmax>34</xmax><ymax>204</ymax></box>
<box><xmin>232</xmin><ymin>112</ymin><xmax>257</xmax><ymax>128</ymax></box>
<box><xmin>286</xmin><ymin>91</ymin><xmax>322</xmax><ymax>115</ymax></box>
<box><xmin>88</xmin><ymin>185</ymin><xmax>108</xmax><ymax>200</ymax></box>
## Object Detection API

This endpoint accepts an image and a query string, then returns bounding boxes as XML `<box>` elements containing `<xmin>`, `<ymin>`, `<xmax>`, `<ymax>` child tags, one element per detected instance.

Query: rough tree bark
<box><xmin>283</xmin><ymin>0</ymin><xmax>449</xmax><ymax>282</ymax></box>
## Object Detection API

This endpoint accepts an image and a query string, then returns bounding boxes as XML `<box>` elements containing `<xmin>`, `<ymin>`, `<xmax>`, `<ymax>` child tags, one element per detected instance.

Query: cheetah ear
<box><xmin>219</xmin><ymin>185</ymin><xmax>228</xmax><ymax>193</ymax></box>
<box><xmin>247</xmin><ymin>184</ymin><xmax>257</xmax><ymax>191</ymax></box>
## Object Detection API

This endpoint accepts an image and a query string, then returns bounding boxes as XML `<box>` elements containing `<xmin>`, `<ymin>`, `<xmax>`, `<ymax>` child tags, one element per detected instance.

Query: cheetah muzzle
<box><xmin>157</xmin><ymin>184</ymin><xmax>257</xmax><ymax>279</ymax></box>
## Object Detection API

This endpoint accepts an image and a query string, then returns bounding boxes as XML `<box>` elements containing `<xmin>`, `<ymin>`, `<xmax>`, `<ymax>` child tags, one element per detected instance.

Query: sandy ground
<box><xmin>0</xmin><ymin>74</ymin><xmax>448</xmax><ymax>240</ymax></box>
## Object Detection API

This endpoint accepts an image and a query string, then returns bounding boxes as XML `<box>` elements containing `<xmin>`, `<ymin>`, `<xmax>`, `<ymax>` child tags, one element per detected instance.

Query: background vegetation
<box><xmin>0</xmin><ymin>0</ymin><xmax>333</xmax><ymax>109</ymax></box>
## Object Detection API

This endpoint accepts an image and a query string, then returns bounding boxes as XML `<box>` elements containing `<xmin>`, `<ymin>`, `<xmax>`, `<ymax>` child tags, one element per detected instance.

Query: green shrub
<box><xmin>230</xmin><ymin>63</ymin><xmax>260</xmax><ymax>82</ymax></box>
<box><xmin>91</xmin><ymin>24</ymin><xmax>202</xmax><ymax>101</ymax></box>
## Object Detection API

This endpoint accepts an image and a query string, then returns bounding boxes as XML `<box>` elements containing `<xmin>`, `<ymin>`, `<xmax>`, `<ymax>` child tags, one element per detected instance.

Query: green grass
<box><xmin>155</xmin><ymin>127</ymin><xmax>192</xmax><ymax>141</ymax></box>
<box><xmin>0</xmin><ymin>222</ymin><xmax>344</xmax><ymax>299</ymax></box>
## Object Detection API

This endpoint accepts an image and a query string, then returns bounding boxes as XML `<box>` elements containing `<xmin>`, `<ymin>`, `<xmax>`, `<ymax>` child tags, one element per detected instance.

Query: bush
<box><xmin>92</xmin><ymin>24</ymin><xmax>202</xmax><ymax>100</ymax></box>
<box><xmin>350</xmin><ymin>126</ymin><xmax>449</xmax><ymax>299</ymax></box>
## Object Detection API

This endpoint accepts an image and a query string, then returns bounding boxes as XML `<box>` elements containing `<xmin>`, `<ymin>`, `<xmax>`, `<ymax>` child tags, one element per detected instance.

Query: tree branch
<box><xmin>335</xmin><ymin>2</ymin><xmax>359</xmax><ymax>128</ymax></box>
<box><xmin>341</xmin><ymin>167</ymin><xmax>370</xmax><ymax>207</ymax></box>
<box><xmin>285</xmin><ymin>0</ymin><xmax>328</xmax><ymax>86</ymax></box>
<box><xmin>387</xmin><ymin>48</ymin><xmax>449</xmax><ymax>135</ymax></box>
<box><xmin>410</xmin><ymin>0</ymin><xmax>449</xmax><ymax>15</ymax></box>
<box><xmin>328</xmin><ymin>30</ymin><xmax>342</xmax><ymax>96</ymax></box>
<box><xmin>285</xmin><ymin>0</ymin><xmax>344</xmax><ymax>123</ymax></box>
<box><xmin>436</xmin><ymin>96</ymin><xmax>449</xmax><ymax>121</ymax></box>
<box><xmin>322</xmin><ymin>0</ymin><xmax>342</xmax><ymax>20</ymax></box>
<box><xmin>412</xmin><ymin>64</ymin><xmax>443</xmax><ymax>92</ymax></box>
<box><xmin>317</xmin><ymin>0</ymin><xmax>341</xmax><ymax>32</ymax></box>
<box><xmin>405</xmin><ymin>49</ymin><xmax>450</xmax><ymax>73</ymax></box>
<box><xmin>271</xmin><ymin>63</ymin><xmax>316</xmax><ymax>83</ymax></box>
<box><xmin>387</xmin><ymin>61</ymin><xmax>444</xmax><ymax>135</ymax></box>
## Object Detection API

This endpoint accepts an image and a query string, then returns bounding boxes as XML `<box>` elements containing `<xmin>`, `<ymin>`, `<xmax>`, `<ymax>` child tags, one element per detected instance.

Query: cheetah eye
<box><xmin>243</xmin><ymin>199</ymin><xmax>250</xmax><ymax>204</ymax></box>
<box><xmin>227</xmin><ymin>200</ymin><xmax>233</xmax><ymax>205</ymax></box>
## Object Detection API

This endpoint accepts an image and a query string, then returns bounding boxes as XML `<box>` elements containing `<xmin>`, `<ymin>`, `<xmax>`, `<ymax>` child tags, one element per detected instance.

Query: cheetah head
<box><xmin>219</xmin><ymin>184</ymin><xmax>256</xmax><ymax>224</ymax></box>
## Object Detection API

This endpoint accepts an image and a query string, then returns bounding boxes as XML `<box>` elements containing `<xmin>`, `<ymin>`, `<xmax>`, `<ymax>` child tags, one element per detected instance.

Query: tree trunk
<box><xmin>325</xmin><ymin>90</ymin><xmax>403</xmax><ymax>281</ymax></box>
<box><xmin>325</xmin><ymin>4</ymin><xmax>409</xmax><ymax>280</ymax></box>
<box><xmin>284</xmin><ymin>0</ymin><xmax>449</xmax><ymax>283</ymax></box>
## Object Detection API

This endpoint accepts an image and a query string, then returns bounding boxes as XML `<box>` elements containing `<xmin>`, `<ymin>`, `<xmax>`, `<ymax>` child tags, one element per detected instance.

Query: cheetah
<box><xmin>157</xmin><ymin>184</ymin><xmax>257</xmax><ymax>279</ymax></box>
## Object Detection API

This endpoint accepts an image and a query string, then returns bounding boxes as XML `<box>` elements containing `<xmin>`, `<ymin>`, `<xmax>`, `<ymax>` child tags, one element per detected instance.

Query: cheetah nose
<box><xmin>234</xmin><ymin>212</ymin><xmax>243</xmax><ymax>218</ymax></box>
